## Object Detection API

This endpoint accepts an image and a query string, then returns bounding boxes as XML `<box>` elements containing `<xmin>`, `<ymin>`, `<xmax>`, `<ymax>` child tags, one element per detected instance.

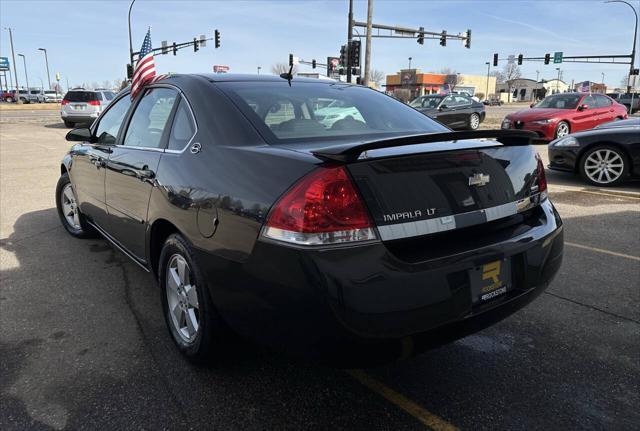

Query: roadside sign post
<box><xmin>553</xmin><ymin>52</ymin><xmax>563</xmax><ymax>64</ymax></box>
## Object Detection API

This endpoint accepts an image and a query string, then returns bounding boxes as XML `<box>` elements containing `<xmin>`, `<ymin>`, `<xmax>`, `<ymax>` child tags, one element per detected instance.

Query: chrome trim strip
<box><xmin>377</xmin><ymin>195</ymin><xmax>539</xmax><ymax>242</ymax></box>
<box><xmin>86</xmin><ymin>220</ymin><xmax>150</xmax><ymax>272</ymax></box>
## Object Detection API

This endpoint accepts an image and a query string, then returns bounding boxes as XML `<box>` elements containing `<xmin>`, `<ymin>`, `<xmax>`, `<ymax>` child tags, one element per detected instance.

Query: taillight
<box><xmin>262</xmin><ymin>166</ymin><xmax>377</xmax><ymax>246</ymax></box>
<box><xmin>61</xmin><ymin>99</ymin><xmax>69</xmax><ymax>105</ymax></box>
<box><xmin>536</xmin><ymin>153</ymin><xmax>548</xmax><ymax>200</ymax></box>
<box><xmin>88</xmin><ymin>100</ymin><xmax>100</xmax><ymax>106</ymax></box>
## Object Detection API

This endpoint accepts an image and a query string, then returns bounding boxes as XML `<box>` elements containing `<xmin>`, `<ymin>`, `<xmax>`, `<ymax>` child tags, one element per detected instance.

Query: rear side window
<box><xmin>123</xmin><ymin>87</ymin><xmax>178</xmax><ymax>148</ymax></box>
<box><xmin>219</xmin><ymin>81</ymin><xmax>447</xmax><ymax>143</ymax></box>
<box><xmin>65</xmin><ymin>91</ymin><xmax>97</xmax><ymax>102</ymax></box>
<box><xmin>168</xmin><ymin>99</ymin><xmax>196</xmax><ymax>151</ymax></box>
<box><xmin>593</xmin><ymin>94</ymin><xmax>612</xmax><ymax>108</ymax></box>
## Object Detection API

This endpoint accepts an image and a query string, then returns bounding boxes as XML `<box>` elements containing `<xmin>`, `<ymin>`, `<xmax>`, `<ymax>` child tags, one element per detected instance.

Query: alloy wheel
<box><xmin>470</xmin><ymin>113</ymin><xmax>480</xmax><ymax>129</ymax></box>
<box><xmin>556</xmin><ymin>122</ymin><xmax>569</xmax><ymax>138</ymax></box>
<box><xmin>584</xmin><ymin>149</ymin><xmax>624</xmax><ymax>184</ymax></box>
<box><xmin>166</xmin><ymin>254</ymin><xmax>200</xmax><ymax>343</ymax></box>
<box><xmin>60</xmin><ymin>183</ymin><xmax>81</xmax><ymax>229</ymax></box>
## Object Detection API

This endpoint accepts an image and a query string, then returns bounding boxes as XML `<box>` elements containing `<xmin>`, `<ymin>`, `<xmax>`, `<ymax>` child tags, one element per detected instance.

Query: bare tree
<box><xmin>439</xmin><ymin>68</ymin><xmax>464</xmax><ymax>92</ymax></box>
<box><xmin>490</xmin><ymin>70</ymin><xmax>505</xmax><ymax>84</ymax></box>
<box><xmin>271</xmin><ymin>63</ymin><xmax>298</xmax><ymax>75</ymax></box>
<box><xmin>368</xmin><ymin>69</ymin><xmax>385</xmax><ymax>87</ymax></box>
<box><xmin>102</xmin><ymin>80</ymin><xmax>112</xmax><ymax>90</ymax></box>
<box><xmin>620</xmin><ymin>75</ymin><xmax>629</xmax><ymax>89</ymax></box>
<box><xmin>502</xmin><ymin>63</ymin><xmax>522</xmax><ymax>101</ymax></box>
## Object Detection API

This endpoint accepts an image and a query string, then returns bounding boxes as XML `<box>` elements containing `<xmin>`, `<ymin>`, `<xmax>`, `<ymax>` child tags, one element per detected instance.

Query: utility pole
<box><xmin>363</xmin><ymin>0</ymin><xmax>373</xmax><ymax>86</ymax></box>
<box><xmin>346</xmin><ymin>0</ymin><xmax>354</xmax><ymax>83</ymax></box>
<box><xmin>18</xmin><ymin>54</ymin><xmax>29</xmax><ymax>100</ymax></box>
<box><xmin>5</xmin><ymin>27</ymin><xmax>20</xmax><ymax>103</ymax></box>
<box><xmin>485</xmin><ymin>61</ymin><xmax>490</xmax><ymax>100</ymax></box>
<box><xmin>38</xmin><ymin>48</ymin><xmax>51</xmax><ymax>89</ymax></box>
<box><xmin>605</xmin><ymin>1</ymin><xmax>637</xmax><ymax>93</ymax></box>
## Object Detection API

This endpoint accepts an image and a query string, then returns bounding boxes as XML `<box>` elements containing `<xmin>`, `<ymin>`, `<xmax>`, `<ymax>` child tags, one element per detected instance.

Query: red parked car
<box><xmin>501</xmin><ymin>93</ymin><xmax>628</xmax><ymax>141</ymax></box>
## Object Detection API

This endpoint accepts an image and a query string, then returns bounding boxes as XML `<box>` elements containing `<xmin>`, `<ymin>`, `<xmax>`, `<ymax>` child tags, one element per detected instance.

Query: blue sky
<box><xmin>1</xmin><ymin>0</ymin><xmax>638</xmax><ymax>89</ymax></box>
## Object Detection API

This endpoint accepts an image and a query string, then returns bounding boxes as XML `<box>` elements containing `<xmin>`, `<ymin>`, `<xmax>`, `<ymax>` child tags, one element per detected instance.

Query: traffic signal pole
<box><xmin>346</xmin><ymin>0</ymin><xmax>354</xmax><ymax>83</ymax></box>
<box><xmin>363</xmin><ymin>0</ymin><xmax>373</xmax><ymax>86</ymax></box>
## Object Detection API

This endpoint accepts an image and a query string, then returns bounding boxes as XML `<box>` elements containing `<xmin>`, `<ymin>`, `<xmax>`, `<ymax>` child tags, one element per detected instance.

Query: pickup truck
<box><xmin>607</xmin><ymin>92</ymin><xmax>640</xmax><ymax>113</ymax></box>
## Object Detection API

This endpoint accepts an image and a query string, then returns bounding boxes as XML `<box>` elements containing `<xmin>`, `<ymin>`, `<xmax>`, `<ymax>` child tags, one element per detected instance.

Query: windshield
<box><xmin>219</xmin><ymin>81</ymin><xmax>448</xmax><ymax>143</ymax></box>
<box><xmin>534</xmin><ymin>94</ymin><xmax>582</xmax><ymax>109</ymax></box>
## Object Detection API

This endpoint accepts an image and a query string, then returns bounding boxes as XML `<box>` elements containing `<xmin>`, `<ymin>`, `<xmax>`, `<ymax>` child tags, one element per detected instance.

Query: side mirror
<box><xmin>439</xmin><ymin>104</ymin><xmax>447</xmax><ymax>110</ymax></box>
<box><xmin>578</xmin><ymin>104</ymin><xmax>588</xmax><ymax>111</ymax></box>
<box><xmin>65</xmin><ymin>127</ymin><xmax>93</xmax><ymax>142</ymax></box>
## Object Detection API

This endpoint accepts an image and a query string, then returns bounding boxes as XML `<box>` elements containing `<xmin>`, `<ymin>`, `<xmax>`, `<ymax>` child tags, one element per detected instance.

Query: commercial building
<box><xmin>573</xmin><ymin>81</ymin><xmax>607</xmax><ymax>93</ymax></box>
<box><xmin>495</xmin><ymin>78</ymin><xmax>569</xmax><ymax>102</ymax></box>
<box><xmin>384</xmin><ymin>69</ymin><xmax>496</xmax><ymax>101</ymax></box>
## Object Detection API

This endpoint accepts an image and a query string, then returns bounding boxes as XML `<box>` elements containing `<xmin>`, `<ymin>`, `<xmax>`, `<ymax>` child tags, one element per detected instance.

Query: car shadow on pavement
<box><xmin>44</xmin><ymin>123</ymin><xmax>68</xmax><ymax>129</ymax></box>
<box><xmin>1</xmin><ymin>207</ymin><xmax>638</xmax><ymax>430</ymax></box>
<box><xmin>0</xmin><ymin>208</ymin><xmax>419</xmax><ymax>431</ymax></box>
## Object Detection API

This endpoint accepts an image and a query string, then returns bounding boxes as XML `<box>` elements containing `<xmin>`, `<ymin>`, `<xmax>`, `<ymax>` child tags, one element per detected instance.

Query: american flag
<box><xmin>131</xmin><ymin>28</ymin><xmax>156</xmax><ymax>100</ymax></box>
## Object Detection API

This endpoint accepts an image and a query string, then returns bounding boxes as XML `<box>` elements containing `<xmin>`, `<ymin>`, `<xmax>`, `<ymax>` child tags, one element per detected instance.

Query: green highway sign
<box><xmin>553</xmin><ymin>52</ymin><xmax>563</xmax><ymax>64</ymax></box>
<box><xmin>0</xmin><ymin>57</ymin><xmax>9</xmax><ymax>71</ymax></box>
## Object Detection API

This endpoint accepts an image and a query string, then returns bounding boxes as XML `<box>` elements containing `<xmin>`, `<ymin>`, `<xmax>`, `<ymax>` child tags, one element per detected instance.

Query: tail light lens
<box><xmin>536</xmin><ymin>153</ymin><xmax>548</xmax><ymax>200</ymax></box>
<box><xmin>88</xmin><ymin>100</ymin><xmax>100</xmax><ymax>106</ymax></box>
<box><xmin>61</xmin><ymin>99</ymin><xmax>69</xmax><ymax>105</ymax></box>
<box><xmin>262</xmin><ymin>166</ymin><xmax>377</xmax><ymax>246</ymax></box>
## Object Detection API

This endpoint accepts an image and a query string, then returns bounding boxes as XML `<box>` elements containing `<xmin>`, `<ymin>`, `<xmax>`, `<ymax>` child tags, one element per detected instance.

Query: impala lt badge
<box><xmin>469</xmin><ymin>173</ymin><xmax>490</xmax><ymax>187</ymax></box>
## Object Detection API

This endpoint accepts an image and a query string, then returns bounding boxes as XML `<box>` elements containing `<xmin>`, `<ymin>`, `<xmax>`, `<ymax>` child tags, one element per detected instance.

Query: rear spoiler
<box><xmin>311</xmin><ymin>129</ymin><xmax>538</xmax><ymax>163</ymax></box>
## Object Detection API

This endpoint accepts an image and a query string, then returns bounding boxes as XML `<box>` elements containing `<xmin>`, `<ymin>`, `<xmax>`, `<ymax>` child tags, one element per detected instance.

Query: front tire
<box><xmin>468</xmin><ymin>113</ymin><xmax>481</xmax><ymax>130</ymax></box>
<box><xmin>159</xmin><ymin>233</ymin><xmax>226</xmax><ymax>364</ymax></box>
<box><xmin>555</xmin><ymin>121</ymin><xmax>570</xmax><ymax>139</ymax></box>
<box><xmin>55</xmin><ymin>173</ymin><xmax>97</xmax><ymax>238</ymax></box>
<box><xmin>579</xmin><ymin>145</ymin><xmax>628</xmax><ymax>186</ymax></box>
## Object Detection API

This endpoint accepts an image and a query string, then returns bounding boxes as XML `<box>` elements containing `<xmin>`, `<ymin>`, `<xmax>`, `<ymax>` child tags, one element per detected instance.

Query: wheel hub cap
<box><xmin>166</xmin><ymin>254</ymin><xmax>199</xmax><ymax>343</ymax></box>
<box><xmin>61</xmin><ymin>183</ymin><xmax>81</xmax><ymax>229</ymax></box>
<box><xmin>584</xmin><ymin>149</ymin><xmax>623</xmax><ymax>184</ymax></box>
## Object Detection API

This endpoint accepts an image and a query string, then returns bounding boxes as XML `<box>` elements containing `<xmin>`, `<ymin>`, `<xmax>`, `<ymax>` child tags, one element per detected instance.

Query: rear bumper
<box><xmin>60</xmin><ymin>111</ymin><xmax>99</xmax><ymax>123</ymax></box>
<box><xmin>197</xmin><ymin>199</ymin><xmax>563</xmax><ymax>364</ymax></box>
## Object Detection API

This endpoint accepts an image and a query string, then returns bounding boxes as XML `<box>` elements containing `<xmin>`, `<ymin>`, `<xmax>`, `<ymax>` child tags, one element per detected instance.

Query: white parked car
<box><xmin>313</xmin><ymin>99</ymin><xmax>365</xmax><ymax>128</ymax></box>
<box><xmin>43</xmin><ymin>90</ymin><xmax>63</xmax><ymax>103</ymax></box>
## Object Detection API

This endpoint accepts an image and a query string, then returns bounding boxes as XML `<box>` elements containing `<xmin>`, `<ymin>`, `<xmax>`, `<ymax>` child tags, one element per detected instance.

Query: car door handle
<box><xmin>138</xmin><ymin>165</ymin><xmax>155</xmax><ymax>181</ymax></box>
<box><xmin>89</xmin><ymin>156</ymin><xmax>106</xmax><ymax>169</ymax></box>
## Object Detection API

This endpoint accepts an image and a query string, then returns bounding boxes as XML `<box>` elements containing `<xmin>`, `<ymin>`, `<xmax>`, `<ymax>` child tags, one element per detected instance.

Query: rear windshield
<box><xmin>44</xmin><ymin>90</ymin><xmax>57</xmax><ymax>95</ymax></box>
<box><xmin>64</xmin><ymin>91</ymin><xmax>97</xmax><ymax>102</ymax></box>
<box><xmin>218</xmin><ymin>81</ymin><xmax>447</xmax><ymax>143</ymax></box>
<box><xmin>534</xmin><ymin>94</ymin><xmax>582</xmax><ymax>109</ymax></box>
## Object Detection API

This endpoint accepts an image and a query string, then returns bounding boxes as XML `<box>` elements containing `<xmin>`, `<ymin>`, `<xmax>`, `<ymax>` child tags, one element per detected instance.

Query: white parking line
<box><xmin>550</xmin><ymin>185</ymin><xmax>640</xmax><ymax>200</ymax></box>
<box><xmin>565</xmin><ymin>242</ymin><xmax>640</xmax><ymax>261</ymax></box>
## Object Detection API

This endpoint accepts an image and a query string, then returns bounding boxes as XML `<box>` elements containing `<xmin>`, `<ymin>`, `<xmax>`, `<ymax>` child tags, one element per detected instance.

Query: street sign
<box><xmin>213</xmin><ymin>65</ymin><xmax>229</xmax><ymax>73</ymax></box>
<box><xmin>553</xmin><ymin>51</ymin><xmax>563</xmax><ymax>64</ymax></box>
<box><xmin>0</xmin><ymin>57</ymin><xmax>9</xmax><ymax>71</ymax></box>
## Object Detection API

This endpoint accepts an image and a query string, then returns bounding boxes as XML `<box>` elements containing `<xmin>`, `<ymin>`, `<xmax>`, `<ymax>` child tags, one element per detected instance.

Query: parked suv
<box><xmin>61</xmin><ymin>89</ymin><xmax>116</xmax><ymax>127</ymax></box>
<box><xmin>44</xmin><ymin>90</ymin><xmax>62</xmax><ymax>103</ymax></box>
<box><xmin>29</xmin><ymin>88</ymin><xmax>45</xmax><ymax>103</ymax></box>
<box><xmin>607</xmin><ymin>92</ymin><xmax>640</xmax><ymax>113</ymax></box>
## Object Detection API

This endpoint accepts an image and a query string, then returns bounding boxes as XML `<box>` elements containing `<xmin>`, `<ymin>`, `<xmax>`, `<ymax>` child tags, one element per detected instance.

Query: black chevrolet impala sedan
<box><xmin>56</xmin><ymin>74</ymin><xmax>563</xmax><ymax>365</ymax></box>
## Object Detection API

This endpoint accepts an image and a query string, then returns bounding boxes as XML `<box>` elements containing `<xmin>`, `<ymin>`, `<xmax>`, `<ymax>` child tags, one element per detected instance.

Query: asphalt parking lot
<box><xmin>1</xmin><ymin>111</ymin><xmax>639</xmax><ymax>430</ymax></box>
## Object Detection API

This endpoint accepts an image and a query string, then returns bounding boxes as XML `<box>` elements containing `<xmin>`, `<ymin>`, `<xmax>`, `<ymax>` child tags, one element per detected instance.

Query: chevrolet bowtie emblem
<box><xmin>469</xmin><ymin>173</ymin><xmax>490</xmax><ymax>187</ymax></box>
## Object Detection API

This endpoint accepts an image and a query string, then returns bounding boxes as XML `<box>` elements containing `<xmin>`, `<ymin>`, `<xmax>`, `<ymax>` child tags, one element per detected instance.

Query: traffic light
<box><xmin>440</xmin><ymin>30</ymin><xmax>447</xmax><ymax>47</ymax></box>
<box><xmin>350</xmin><ymin>40</ymin><xmax>361</xmax><ymax>67</ymax></box>
<box><xmin>289</xmin><ymin>53</ymin><xmax>294</xmax><ymax>67</ymax></box>
<box><xmin>417</xmin><ymin>26</ymin><xmax>424</xmax><ymax>45</ymax></box>
<box><xmin>214</xmin><ymin>30</ymin><xmax>221</xmax><ymax>49</ymax></box>
<box><xmin>127</xmin><ymin>64</ymin><xmax>133</xmax><ymax>80</ymax></box>
<box><xmin>193</xmin><ymin>37</ymin><xmax>199</xmax><ymax>52</ymax></box>
<box><xmin>544</xmin><ymin>53</ymin><xmax>550</xmax><ymax>65</ymax></box>
<box><xmin>339</xmin><ymin>45</ymin><xmax>347</xmax><ymax>67</ymax></box>
<box><xmin>173</xmin><ymin>42</ymin><xmax>177</xmax><ymax>55</ymax></box>
<box><xmin>312</xmin><ymin>59</ymin><xmax>316</xmax><ymax>69</ymax></box>
<box><xmin>464</xmin><ymin>29</ymin><xmax>471</xmax><ymax>49</ymax></box>
<box><xmin>493</xmin><ymin>53</ymin><xmax>498</xmax><ymax>67</ymax></box>
<box><xmin>517</xmin><ymin>54</ymin><xmax>523</xmax><ymax>65</ymax></box>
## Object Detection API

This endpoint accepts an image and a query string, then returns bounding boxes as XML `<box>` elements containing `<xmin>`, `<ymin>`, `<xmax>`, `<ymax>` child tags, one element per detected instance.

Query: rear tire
<box><xmin>55</xmin><ymin>172</ymin><xmax>97</xmax><ymax>238</ymax></box>
<box><xmin>159</xmin><ymin>233</ymin><xmax>227</xmax><ymax>364</ymax></box>
<box><xmin>468</xmin><ymin>113</ymin><xmax>481</xmax><ymax>130</ymax></box>
<box><xmin>5</xmin><ymin>96</ymin><xmax>13</xmax><ymax>103</ymax></box>
<box><xmin>579</xmin><ymin>145</ymin><xmax>628</xmax><ymax>187</ymax></box>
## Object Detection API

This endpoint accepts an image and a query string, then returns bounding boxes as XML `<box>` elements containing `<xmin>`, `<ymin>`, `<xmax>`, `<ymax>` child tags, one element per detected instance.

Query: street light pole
<box><xmin>601</xmin><ymin>72</ymin><xmax>605</xmax><ymax>84</ymax></box>
<box><xmin>257</xmin><ymin>66</ymin><xmax>261</xmax><ymax>75</ymax></box>
<box><xmin>128</xmin><ymin>0</ymin><xmax>137</xmax><ymax>74</ymax></box>
<box><xmin>346</xmin><ymin>0</ymin><xmax>354</xmax><ymax>83</ymax></box>
<box><xmin>536</xmin><ymin>70</ymin><xmax>540</xmax><ymax>82</ymax></box>
<box><xmin>18</xmin><ymin>54</ymin><xmax>29</xmax><ymax>100</ymax></box>
<box><xmin>37</xmin><ymin>48</ymin><xmax>51</xmax><ymax>89</ymax></box>
<box><xmin>556</xmin><ymin>67</ymin><xmax>560</xmax><ymax>93</ymax></box>
<box><xmin>4</xmin><ymin>27</ymin><xmax>20</xmax><ymax>103</ymax></box>
<box><xmin>485</xmin><ymin>61</ymin><xmax>490</xmax><ymax>100</ymax></box>
<box><xmin>605</xmin><ymin>1</ymin><xmax>637</xmax><ymax>93</ymax></box>
<box><xmin>408</xmin><ymin>57</ymin><xmax>412</xmax><ymax>70</ymax></box>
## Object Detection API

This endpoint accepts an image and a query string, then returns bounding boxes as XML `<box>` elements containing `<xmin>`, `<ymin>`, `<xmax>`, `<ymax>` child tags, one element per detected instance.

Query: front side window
<box><xmin>581</xmin><ymin>96</ymin><xmax>595</xmax><ymax>109</ymax></box>
<box><xmin>123</xmin><ymin>88</ymin><xmax>178</xmax><ymax>148</ymax></box>
<box><xmin>168</xmin><ymin>99</ymin><xmax>196</xmax><ymax>151</ymax></box>
<box><xmin>94</xmin><ymin>96</ymin><xmax>132</xmax><ymax>145</ymax></box>
<box><xmin>218</xmin><ymin>81</ymin><xmax>448</xmax><ymax>143</ymax></box>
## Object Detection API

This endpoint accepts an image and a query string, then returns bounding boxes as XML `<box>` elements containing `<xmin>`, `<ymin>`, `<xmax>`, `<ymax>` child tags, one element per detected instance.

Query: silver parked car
<box><xmin>60</xmin><ymin>89</ymin><xmax>116</xmax><ymax>127</ymax></box>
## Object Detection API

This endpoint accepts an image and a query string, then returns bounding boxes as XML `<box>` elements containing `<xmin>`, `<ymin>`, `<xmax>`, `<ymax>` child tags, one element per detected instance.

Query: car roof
<box><xmin>194</xmin><ymin>73</ymin><xmax>346</xmax><ymax>84</ymax></box>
